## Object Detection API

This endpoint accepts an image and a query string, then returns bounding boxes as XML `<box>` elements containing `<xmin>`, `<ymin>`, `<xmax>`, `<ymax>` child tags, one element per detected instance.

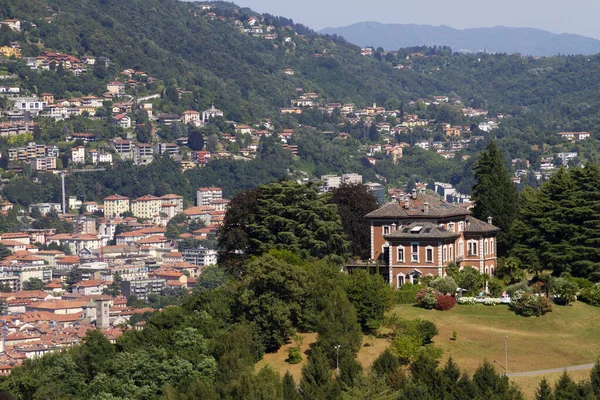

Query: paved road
<box><xmin>507</xmin><ymin>363</ymin><xmax>595</xmax><ymax>377</ymax></box>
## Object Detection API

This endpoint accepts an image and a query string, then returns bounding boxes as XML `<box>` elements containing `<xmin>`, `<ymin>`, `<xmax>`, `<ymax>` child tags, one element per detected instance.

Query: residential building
<box><xmin>120</xmin><ymin>278</ymin><xmax>166</xmax><ymax>301</ymax></box>
<box><xmin>112</xmin><ymin>139</ymin><xmax>133</xmax><ymax>160</ymax></box>
<box><xmin>321</xmin><ymin>175</ymin><xmax>341</xmax><ymax>192</ymax></box>
<box><xmin>182</xmin><ymin>110</ymin><xmax>201</xmax><ymax>126</ymax></box>
<box><xmin>134</xmin><ymin>143</ymin><xmax>154</xmax><ymax>165</ymax></box>
<box><xmin>159</xmin><ymin>194</ymin><xmax>184</xmax><ymax>213</ymax></box>
<box><xmin>183</xmin><ymin>247</ymin><xmax>218</xmax><ymax>266</ymax></box>
<box><xmin>103</xmin><ymin>195</ymin><xmax>130</xmax><ymax>218</ymax></box>
<box><xmin>556</xmin><ymin>132</ymin><xmax>590</xmax><ymax>141</ymax></box>
<box><xmin>342</xmin><ymin>173</ymin><xmax>363</xmax><ymax>185</ymax></box>
<box><xmin>12</xmin><ymin>97</ymin><xmax>47</xmax><ymax>117</ymax></box>
<box><xmin>131</xmin><ymin>195</ymin><xmax>162</xmax><ymax>219</ymax></box>
<box><xmin>106</xmin><ymin>81</ymin><xmax>125</xmax><ymax>95</ymax></box>
<box><xmin>114</xmin><ymin>114</ymin><xmax>131</xmax><ymax>128</ymax></box>
<box><xmin>364</xmin><ymin>190</ymin><xmax>499</xmax><ymax>287</ymax></box>
<box><xmin>557</xmin><ymin>152</ymin><xmax>578</xmax><ymax>166</ymax></box>
<box><xmin>28</xmin><ymin>203</ymin><xmax>62</xmax><ymax>216</ymax></box>
<box><xmin>71</xmin><ymin>146</ymin><xmax>85</xmax><ymax>164</ymax></box>
<box><xmin>365</xmin><ymin>182</ymin><xmax>385</xmax><ymax>204</ymax></box>
<box><xmin>201</xmin><ymin>104</ymin><xmax>223</xmax><ymax>123</ymax></box>
<box><xmin>196</xmin><ymin>187</ymin><xmax>222</xmax><ymax>207</ymax></box>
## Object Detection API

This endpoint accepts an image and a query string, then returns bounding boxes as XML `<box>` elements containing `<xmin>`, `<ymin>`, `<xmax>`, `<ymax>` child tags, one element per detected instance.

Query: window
<box><xmin>425</xmin><ymin>246</ymin><xmax>433</xmax><ymax>263</ymax></box>
<box><xmin>484</xmin><ymin>239</ymin><xmax>488</xmax><ymax>256</ymax></box>
<box><xmin>383</xmin><ymin>225</ymin><xmax>390</xmax><ymax>235</ymax></box>
<box><xmin>458</xmin><ymin>221</ymin><xmax>464</xmax><ymax>232</ymax></box>
<box><xmin>411</xmin><ymin>243</ymin><xmax>419</xmax><ymax>262</ymax></box>
<box><xmin>490</xmin><ymin>238</ymin><xmax>494</xmax><ymax>254</ymax></box>
<box><xmin>443</xmin><ymin>245</ymin><xmax>447</xmax><ymax>262</ymax></box>
<box><xmin>467</xmin><ymin>240</ymin><xmax>478</xmax><ymax>256</ymax></box>
<box><xmin>449</xmin><ymin>245</ymin><xmax>454</xmax><ymax>261</ymax></box>
<box><xmin>448</xmin><ymin>222</ymin><xmax>455</xmax><ymax>232</ymax></box>
<box><xmin>397</xmin><ymin>246</ymin><xmax>405</xmax><ymax>263</ymax></box>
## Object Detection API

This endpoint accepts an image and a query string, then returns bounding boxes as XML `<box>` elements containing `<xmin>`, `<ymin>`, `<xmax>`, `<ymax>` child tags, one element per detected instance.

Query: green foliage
<box><xmin>579</xmin><ymin>283</ymin><xmax>600</xmax><ymax>307</ymax></box>
<box><xmin>429</xmin><ymin>276</ymin><xmax>458</xmax><ymax>295</ymax></box>
<box><xmin>551</xmin><ymin>278</ymin><xmax>578</xmax><ymax>306</ymax></box>
<box><xmin>328</xmin><ymin>184</ymin><xmax>379</xmax><ymax>259</ymax></box>
<box><xmin>286</xmin><ymin>347</ymin><xmax>302</xmax><ymax>364</ymax></box>
<box><xmin>509</xmin><ymin>291</ymin><xmax>553</xmax><ymax>317</ymax></box>
<box><xmin>506</xmin><ymin>281</ymin><xmax>532</xmax><ymax>298</ymax></box>
<box><xmin>218</xmin><ymin>181</ymin><xmax>350</xmax><ymax>265</ymax></box>
<box><xmin>471</xmin><ymin>141</ymin><xmax>518</xmax><ymax>255</ymax></box>
<box><xmin>535</xmin><ymin>378</ymin><xmax>554</xmax><ymax>400</ymax></box>
<box><xmin>344</xmin><ymin>269</ymin><xmax>394</xmax><ymax>331</ymax></box>
<box><xmin>509</xmin><ymin>165</ymin><xmax>600</xmax><ymax>280</ymax></box>
<box><xmin>415</xmin><ymin>287</ymin><xmax>441</xmax><ymax>309</ymax></box>
<box><xmin>396</xmin><ymin>283</ymin><xmax>422</xmax><ymax>304</ymax></box>
<box><xmin>22</xmin><ymin>278</ymin><xmax>46</xmax><ymax>291</ymax></box>
<box><xmin>448</xmin><ymin>266</ymin><xmax>485</xmax><ymax>296</ymax></box>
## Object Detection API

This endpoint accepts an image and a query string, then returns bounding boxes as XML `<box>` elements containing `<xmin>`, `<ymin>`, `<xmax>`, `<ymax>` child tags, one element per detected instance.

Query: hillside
<box><xmin>0</xmin><ymin>0</ymin><xmax>448</xmax><ymax>119</ymax></box>
<box><xmin>319</xmin><ymin>22</ymin><xmax>600</xmax><ymax>56</ymax></box>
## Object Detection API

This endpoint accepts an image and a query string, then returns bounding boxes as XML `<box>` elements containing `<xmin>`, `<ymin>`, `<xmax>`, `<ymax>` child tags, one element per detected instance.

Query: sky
<box><xmin>230</xmin><ymin>0</ymin><xmax>600</xmax><ymax>39</ymax></box>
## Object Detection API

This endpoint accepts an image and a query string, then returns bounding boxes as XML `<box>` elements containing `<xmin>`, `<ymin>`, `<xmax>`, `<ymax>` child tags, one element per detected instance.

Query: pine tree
<box><xmin>282</xmin><ymin>371</ymin><xmax>300</xmax><ymax>400</ymax></box>
<box><xmin>554</xmin><ymin>371</ymin><xmax>579</xmax><ymax>399</ymax></box>
<box><xmin>300</xmin><ymin>346</ymin><xmax>336</xmax><ymax>400</ymax></box>
<box><xmin>590</xmin><ymin>359</ymin><xmax>600</xmax><ymax>397</ymax></box>
<box><xmin>472</xmin><ymin>141</ymin><xmax>518</xmax><ymax>254</ymax></box>
<box><xmin>535</xmin><ymin>378</ymin><xmax>554</xmax><ymax>400</ymax></box>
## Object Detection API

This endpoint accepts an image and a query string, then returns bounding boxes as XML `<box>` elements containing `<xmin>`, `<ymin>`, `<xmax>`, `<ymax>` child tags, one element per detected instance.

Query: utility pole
<box><xmin>504</xmin><ymin>335</ymin><xmax>508</xmax><ymax>375</ymax></box>
<box><xmin>335</xmin><ymin>344</ymin><xmax>341</xmax><ymax>375</ymax></box>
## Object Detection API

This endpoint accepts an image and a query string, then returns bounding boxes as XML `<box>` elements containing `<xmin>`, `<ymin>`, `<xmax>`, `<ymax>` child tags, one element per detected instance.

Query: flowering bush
<box><xmin>509</xmin><ymin>292</ymin><xmax>552</xmax><ymax>317</ymax></box>
<box><xmin>435</xmin><ymin>294</ymin><xmax>456</xmax><ymax>311</ymax></box>
<box><xmin>483</xmin><ymin>298</ymin><xmax>502</xmax><ymax>306</ymax></box>
<box><xmin>457</xmin><ymin>297</ymin><xmax>477</xmax><ymax>305</ymax></box>
<box><xmin>415</xmin><ymin>287</ymin><xmax>441</xmax><ymax>309</ymax></box>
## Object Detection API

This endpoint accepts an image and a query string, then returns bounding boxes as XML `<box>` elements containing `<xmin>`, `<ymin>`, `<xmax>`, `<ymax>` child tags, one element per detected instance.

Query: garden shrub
<box><xmin>396</xmin><ymin>283</ymin><xmax>422</xmax><ymax>304</ymax></box>
<box><xmin>429</xmin><ymin>276</ymin><xmax>458</xmax><ymax>295</ymax></box>
<box><xmin>457</xmin><ymin>297</ymin><xmax>477</xmax><ymax>305</ymax></box>
<box><xmin>434</xmin><ymin>294</ymin><xmax>456</xmax><ymax>311</ymax></box>
<box><xmin>483</xmin><ymin>298</ymin><xmax>502</xmax><ymax>306</ymax></box>
<box><xmin>509</xmin><ymin>292</ymin><xmax>552</xmax><ymax>317</ymax></box>
<box><xmin>579</xmin><ymin>283</ymin><xmax>600</xmax><ymax>307</ymax></box>
<box><xmin>506</xmin><ymin>281</ymin><xmax>531</xmax><ymax>298</ymax></box>
<box><xmin>286</xmin><ymin>347</ymin><xmax>302</xmax><ymax>364</ymax></box>
<box><xmin>416</xmin><ymin>287</ymin><xmax>441</xmax><ymax>309</ymax></box>
<box><xmin>487</xmin><ymin>278</ymin><xmax>505</xmax><ymax>297</ymax></box>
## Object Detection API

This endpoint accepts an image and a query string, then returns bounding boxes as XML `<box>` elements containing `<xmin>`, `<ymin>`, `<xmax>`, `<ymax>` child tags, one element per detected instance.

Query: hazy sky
<box><xmin>232</xmin><ymin>0</ymin><xmax>600</xmax><ymax>39</ymax></box>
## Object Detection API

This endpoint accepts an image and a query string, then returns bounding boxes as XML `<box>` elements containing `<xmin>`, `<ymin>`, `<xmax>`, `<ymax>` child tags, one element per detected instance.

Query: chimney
<box><xmin>391</xmin><ymin>223</ymin><xmax>397</xmax><ymax>231</ymax></box>
<box><xmin>411</xmin><ymin>188</ymin><xmax>417</xmax><ymax>199</ymax></box>
<box><xmin>424</xmin><ymin>202</ymin><xmax>429</xmax><ymax>214</ymax></box>
<box><xmin>487</xmin><ymin>216</ymin><xmax>493</xmax><ymax>225</ymax></box>
<box><xmin>373</xmin><ymin>102</ymin><xmax>376</xmax><ymax>108</ymax></box>
<box><xmin>404</xmin><ymin>199</ymin><xmax>410</xmax><ymax>209</ymax></box>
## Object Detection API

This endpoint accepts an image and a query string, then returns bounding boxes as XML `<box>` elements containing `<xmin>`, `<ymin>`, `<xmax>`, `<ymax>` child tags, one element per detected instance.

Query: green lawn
<box><xmin>393</xmin><ymin>302</ymin><xmax>600</xmax><ymax>373</ymax></box>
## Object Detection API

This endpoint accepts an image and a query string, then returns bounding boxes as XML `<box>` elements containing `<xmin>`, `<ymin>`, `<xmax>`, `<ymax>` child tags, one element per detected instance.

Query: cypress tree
<box><xmin>300</xmin><ymin>346</ymin><xmax>336</xmax><ymax>400</ymax></box>
<box><xmin>553</xmin><ymin>371</ymin><xmax>579</xmax><ymax>399</ymax></box>
<box><xmin>472</xmin><ymin>141</ymin><xmax>518</xmax><ymax>254</ymax></box>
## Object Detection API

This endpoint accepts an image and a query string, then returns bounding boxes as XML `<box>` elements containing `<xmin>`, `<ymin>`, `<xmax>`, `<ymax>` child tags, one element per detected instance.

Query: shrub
<box><xmin>509</xmin><ymin>292</ymin><xmax>552</xmax><ymax>317</ymax></box>
<box><xmin>417</xmin><ymin>319</ymin><xmax>438</xmax><ymax>344</ymax></box>
<box><xmin>452</xmin><ymin>330</ymin><xmax>458</xmax><ymax>341</ymax></box>
<box><xmin>580</xmin><ymin>284</ymin><xmax>600</xmax><ymax>307</ymax></box>
<box><xmin>487</xmin><ymin>278</ymin><xmax>505</xmax><ymax>297</ymax></box>
<box><xmin>416</xmin><ymin>287</ymin><xmax>441</xmax><ymax>309</ymax></box>
<box><xmin>506</xmin><ymin>281</ymin><xmax>531</xmax><ymax>298</ymax></box>
<box><xmin>396</xmin><ymin>283</ymin><xmax>422</xmax><ymax>304</ymax></box>
<box><xmin>429</xmin><ymin>276</ymin><xmax>458</xmax><ymax>295</ymax></box>
<box><xmin>435</xmin><ymin>294</ymin><xmax>456</xmax><ymax>311</ymax></box>
<box><xmin>286</xmin><ymin>347</ymin><xmax>302</xmax><ymax>364</ymax></box>
<box><xmin>483</xmin><ymin>298</ymin><xmax>502</xmax><ymax>306</ymax></box>
<box><xmin>457</xmin><ymin>296</ymin><xmax>477</xmax><ymax>305</ymax></box>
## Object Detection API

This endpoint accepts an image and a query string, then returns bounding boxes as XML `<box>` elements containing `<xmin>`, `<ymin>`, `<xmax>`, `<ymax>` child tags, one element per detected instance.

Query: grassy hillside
<box><xmin>0</xmin><ymin>0</ymin><xmax>443</xmax><ymax>120</ymax></box>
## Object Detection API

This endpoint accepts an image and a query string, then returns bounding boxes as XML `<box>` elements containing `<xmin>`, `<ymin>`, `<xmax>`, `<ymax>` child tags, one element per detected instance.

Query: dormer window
<box><xmin>383</xmin><ymin>225</ymin><xmax>390</xmax><ymax>235</ymax></box>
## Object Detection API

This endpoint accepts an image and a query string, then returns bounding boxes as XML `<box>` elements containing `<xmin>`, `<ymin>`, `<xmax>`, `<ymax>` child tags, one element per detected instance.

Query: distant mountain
<box><xmin>319</xmin><ymin>22</ymin><xmax>600</xmax><ymax>56</ymax></box>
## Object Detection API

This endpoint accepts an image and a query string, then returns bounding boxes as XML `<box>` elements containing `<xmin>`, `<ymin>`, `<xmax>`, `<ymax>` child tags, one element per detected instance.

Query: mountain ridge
<box><xmin>319</xmin><ymin>22</ymin><xmax>600</xmax><ymax>56</ymax></box>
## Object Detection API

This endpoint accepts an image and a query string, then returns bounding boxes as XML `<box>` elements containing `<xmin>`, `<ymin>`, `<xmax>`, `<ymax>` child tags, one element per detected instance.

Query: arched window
<box><xmin>458</xmin><ymin>221</ymin><xmax>464</xmax><ymax>232</ymax></box>
<box><xmin>484</xmin><ymin>239</ymin><xmax>489</xmax><ymax>256</ymax></box>
<box><xmin>458</xmin><ymin>239</ymin><xmax>464</xmax><ymax>257</ymax></box>
<box><xmin>397</xmin><ymin>246</ymin><xmax>405</xmax><ymax>263</ymax></box>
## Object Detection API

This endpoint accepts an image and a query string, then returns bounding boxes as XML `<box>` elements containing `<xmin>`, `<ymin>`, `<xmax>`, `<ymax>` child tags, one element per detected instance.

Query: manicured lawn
<box><xmin>393</xmin><ymin>302</ymin><xmax>600</xmax><ymax>373</ymax></box>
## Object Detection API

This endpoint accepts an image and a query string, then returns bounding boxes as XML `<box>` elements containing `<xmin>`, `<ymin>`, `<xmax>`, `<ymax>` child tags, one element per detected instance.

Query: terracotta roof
<box><xmin>136</xmin><ymin>235</ymin><xmax>168</xmax><ymax>244</ymax></box>
<box><xmin>104</xmin><ymin>194</ymin><xmax>129</xmax><ymax>201</ymax></box>
<box><xmin>73</xmin><ymin>280</ymin><xmax>107</xmax><ymax>288</ymax></box>
<box><xmin>365</xmin><ymin>193</ymin><xmax>470</xmax><ymax>219</ymax></box>
<box><xmin>27</xmin><ymin>300</ymin><xmax>88</xmax><ymax>310</ymax></box>
<box><xmin>463</xmin><ymin>216</ymin><xmax>501</xmax><ymax>233</ymax></box>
